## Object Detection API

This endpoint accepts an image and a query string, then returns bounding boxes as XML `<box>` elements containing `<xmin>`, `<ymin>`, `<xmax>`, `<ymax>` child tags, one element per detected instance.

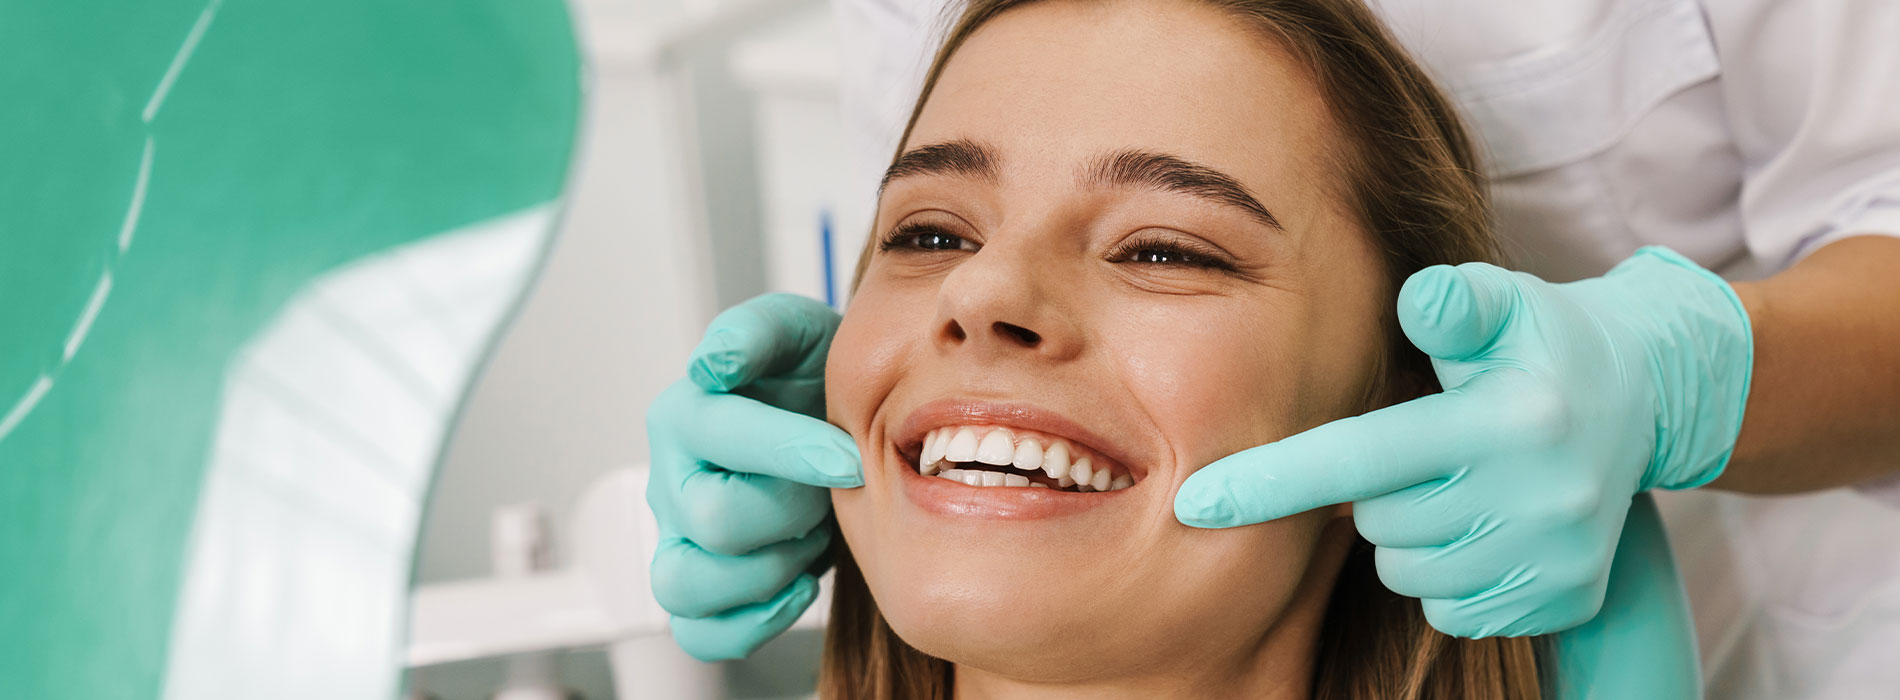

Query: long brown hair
<box><xmin>825</xmin><ymin>0</ymin><xmax>1540</xmax><ymax>697</ymax></box>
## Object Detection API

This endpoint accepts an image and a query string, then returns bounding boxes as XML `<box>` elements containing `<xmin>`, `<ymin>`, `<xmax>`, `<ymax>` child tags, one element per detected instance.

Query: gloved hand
<box><xmin>1175</xmin><ymin>247</ymin><xmax>1752</xmax><ymax>638</ymax></box>
<box><xmin>645</xmin><ymin>293</ymin><xmax>861</xmax><ymax>660</ymax></box>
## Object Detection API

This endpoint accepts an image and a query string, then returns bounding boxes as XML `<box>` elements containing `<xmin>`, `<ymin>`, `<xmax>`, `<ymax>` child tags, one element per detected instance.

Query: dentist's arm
<box><xmin>1695</xmin><ymin>1</ymin><xmax>1900</xmax><ymax>490</ymax></box>
<box><xmin>1722</xmin><ymin>236</ymin><xmax>1900</xmax><ymax>492</ymax></box>
<box><xmin>645</xmin><ymin>294</ymin><xmax>860</xmax><ymax>661</ymax></box>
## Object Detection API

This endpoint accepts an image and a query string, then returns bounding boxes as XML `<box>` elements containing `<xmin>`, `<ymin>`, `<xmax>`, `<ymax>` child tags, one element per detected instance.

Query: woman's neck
<box><xmin>948</xmin><ymin>638</ymin><xmax>1319</xmax><ymax>700</ymax></box>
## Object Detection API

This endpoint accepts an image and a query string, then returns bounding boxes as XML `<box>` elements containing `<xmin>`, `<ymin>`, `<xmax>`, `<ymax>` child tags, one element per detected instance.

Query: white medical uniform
<box><xmin>828</xmin><ymin>0</ymin><xmax>1900</xmax><ymax>697</ymax></box>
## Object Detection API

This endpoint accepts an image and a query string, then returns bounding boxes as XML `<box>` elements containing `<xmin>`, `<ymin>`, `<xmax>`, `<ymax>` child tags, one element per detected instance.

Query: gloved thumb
<box><xmin>1397</xmin><ymin>263</ymin><xmax>1519</xmax><ymax>361</ymax></box>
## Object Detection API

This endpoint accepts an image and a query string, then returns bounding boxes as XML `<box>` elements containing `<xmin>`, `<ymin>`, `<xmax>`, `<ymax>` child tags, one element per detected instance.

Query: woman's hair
<box><xmin>826</xmin><ymin>0</ymin><xmax>1537</xmax><ymax>698</ymax></box>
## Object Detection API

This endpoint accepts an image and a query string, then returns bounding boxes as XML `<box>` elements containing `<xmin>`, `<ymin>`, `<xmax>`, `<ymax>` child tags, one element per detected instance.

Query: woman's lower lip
<box><xmin>899</xmin><ymin>461</ymin><xmax>1131</xmax><ymax>520</ymax></box>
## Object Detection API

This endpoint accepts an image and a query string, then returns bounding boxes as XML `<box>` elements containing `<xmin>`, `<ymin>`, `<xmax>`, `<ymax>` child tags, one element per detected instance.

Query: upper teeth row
<box><xmin>919</xmin><ymin>425</ymin><xmax>1133</xmax><ymax>492</ymax></box>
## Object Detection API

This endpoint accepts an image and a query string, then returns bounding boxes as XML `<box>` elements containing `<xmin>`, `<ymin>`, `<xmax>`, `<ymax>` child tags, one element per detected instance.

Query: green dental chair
<box><xmin>0</xmin><ymin>0</ymin><xmax>580</xmax><ymax>697</ymax></box>
<box><xmin>0</xmin><ymin>0</ymin><xmax>1696</xmax><ymax>697</ymax></box>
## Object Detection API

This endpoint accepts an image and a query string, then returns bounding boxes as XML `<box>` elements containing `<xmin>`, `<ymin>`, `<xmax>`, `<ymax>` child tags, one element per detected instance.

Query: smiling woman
<box><xmin>820</xmin><ymin>0</ymin><xmax>1531</xmax><ymax>698</ymax></box>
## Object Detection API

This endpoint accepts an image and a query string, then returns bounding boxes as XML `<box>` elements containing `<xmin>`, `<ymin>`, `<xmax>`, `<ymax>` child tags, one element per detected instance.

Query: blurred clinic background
<box><xmin>9</xmin><ymin>0</ymin><xmax>1898</xmax><ymax>697</ymax></box>
<box><xmin>0</xmin><ymin>0</ymin><xmax>887</xmax><ymax>697</ymax></box>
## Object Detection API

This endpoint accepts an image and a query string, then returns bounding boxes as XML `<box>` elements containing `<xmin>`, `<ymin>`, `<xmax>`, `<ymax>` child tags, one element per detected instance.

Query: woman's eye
<box><xmin>911</xmin><ymin>231</ymin><xmax>968</xmax><ymax>250</ymax></box>
<box><xmin>1112</xmin><ymin>241</ymin><xmax>1234</xmax><ymax>270</ymax></box>
<box><xmin>1125</xmin><ymin>247</ymin><xmax>1198</xmax><ymax>265</ymax></box>
<box><xmin>882</xmin><ymin>223</ymin><xmax>976</xmax><ymax>252</ymax></box>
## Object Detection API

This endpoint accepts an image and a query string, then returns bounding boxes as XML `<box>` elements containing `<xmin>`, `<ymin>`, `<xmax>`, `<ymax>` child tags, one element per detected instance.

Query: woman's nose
<box><xmin>932</xmin><ymin>243</ymin><xmax>1080</xmax><ymax>361</ymax></box>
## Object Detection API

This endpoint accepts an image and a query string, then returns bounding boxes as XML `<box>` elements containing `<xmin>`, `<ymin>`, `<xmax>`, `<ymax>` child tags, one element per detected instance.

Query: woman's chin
<box><xmin>866</xmin><ymin>556</ymin><xmax>1128</xmax><ymax>677</ymax></box>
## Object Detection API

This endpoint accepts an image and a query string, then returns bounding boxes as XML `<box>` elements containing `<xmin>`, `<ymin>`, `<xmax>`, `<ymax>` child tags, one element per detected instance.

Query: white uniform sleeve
<box><xmin>1710</xmin><ymin>1</ymin><xmax>1900</xmax><ymax>501</ymax></box>
<box><xmin>830</xmin><ymin>0</ymin><xmax>954</xmax><ymax>201</ymax></box>
<box><xmin>1710</xmin><ymin>0</ymin><xmax>1900</xmax><ymax>267</ymax></box>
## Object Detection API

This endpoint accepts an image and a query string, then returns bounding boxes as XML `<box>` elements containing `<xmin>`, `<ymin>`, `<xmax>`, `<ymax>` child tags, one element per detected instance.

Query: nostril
<box><xmin>994</xmin><ymin>321</ymin><xmax>1041</xmax><ymax>346</ymax></box>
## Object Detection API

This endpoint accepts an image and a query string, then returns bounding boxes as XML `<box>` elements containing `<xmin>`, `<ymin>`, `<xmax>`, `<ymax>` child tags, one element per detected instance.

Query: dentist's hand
<box><xmin>1175</xmin><ymin>247</ymin><xmax>1753</xmax><ymax>638</ymax></box>
<box><xmin>645</xmin><ymin>293</ymin><xmax>861</xmax><ymax>661</ymax></box>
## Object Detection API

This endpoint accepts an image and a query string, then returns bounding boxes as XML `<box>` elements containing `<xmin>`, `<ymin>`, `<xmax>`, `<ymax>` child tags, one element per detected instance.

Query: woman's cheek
<box><xmin>826</xmin><ymin>308</ymin><xmax>888</xmax><ymax>429</ymax></box>
<box><xmin>826</xmin><ymin>284</ymin><xmax>925</xmax><ymax>443</ymax></box>
<box><xmin>1114</xmin><ymin>306</ymin><xmax>1305</xmax><ymax>446</ymax></box>
<box><xmin>825</xmin><ymin>311</ymin><xmax>887</xmax><ymax>547</ymax></box>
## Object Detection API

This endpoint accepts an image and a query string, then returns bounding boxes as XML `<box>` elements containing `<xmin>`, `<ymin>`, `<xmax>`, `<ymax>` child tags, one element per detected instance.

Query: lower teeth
<box><xmin>930</xmin><ymin>464</ymin><xmax>1094</xmax><ymax>492</ymax></box>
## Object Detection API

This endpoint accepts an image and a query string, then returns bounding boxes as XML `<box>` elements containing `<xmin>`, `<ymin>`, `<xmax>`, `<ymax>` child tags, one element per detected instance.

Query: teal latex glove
<box><xmin>645</xmin><ymin>293</ymin><xmax>862</xmax><ymax>661</ymax></box>
<box><xmin>1176</xmin><ymin>246</ymin><xmax>1752</xmax><ymax>638</ymax></box>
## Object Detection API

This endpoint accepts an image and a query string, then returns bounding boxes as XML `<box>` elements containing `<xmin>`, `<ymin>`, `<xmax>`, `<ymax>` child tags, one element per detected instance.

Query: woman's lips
<box><xmin>892</xmin><ymin>399</ymin><xmax>1147</xmax><ymax>519</ymax></box>
<box><xmin>894</xmin><ymin>399</ymin><xmax>1147</xmax><ymax>482</ymax></box>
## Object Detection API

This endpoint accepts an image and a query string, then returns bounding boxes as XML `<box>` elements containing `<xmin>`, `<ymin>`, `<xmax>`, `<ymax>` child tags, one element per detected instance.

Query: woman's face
<box><xmin>827</xmin><ymin>0</ymin><xmax>1391</xmax><ymax>687</ymax></box>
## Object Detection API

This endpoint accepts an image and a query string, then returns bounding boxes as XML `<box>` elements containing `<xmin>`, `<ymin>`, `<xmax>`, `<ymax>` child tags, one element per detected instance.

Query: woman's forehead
<box><xmin>908</xmin><ymin>0</ymin><xmax>1338</xmax><ymax>200</ymax></box>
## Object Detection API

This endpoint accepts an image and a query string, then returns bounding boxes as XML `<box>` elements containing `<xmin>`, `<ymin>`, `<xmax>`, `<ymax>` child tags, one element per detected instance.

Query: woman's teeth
<box><xmin>936</xmin><ymin>468</ymin><xmax>1037</xmax><ymax>488</ymax></box>
<box><xmin>917</xmin><ymin>426</ymin><xmax>1135</xmax><ymax>492</ymax></box>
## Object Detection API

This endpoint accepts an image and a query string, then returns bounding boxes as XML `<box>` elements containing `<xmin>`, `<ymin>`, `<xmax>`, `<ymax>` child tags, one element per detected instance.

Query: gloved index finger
<box><xmin>690</xmin><ymin>293</ymin><xmax>842</xmax><ymax>393</ymax></box>
<box><xmin>1174</xmin><ymin>391</ymin><xmax>1481</xmax><ymax>528</ymax></box>
<box><xmin>661</xmin><ymin>382</ymin><xmax>863</xmax><ymax>488</ymax></box>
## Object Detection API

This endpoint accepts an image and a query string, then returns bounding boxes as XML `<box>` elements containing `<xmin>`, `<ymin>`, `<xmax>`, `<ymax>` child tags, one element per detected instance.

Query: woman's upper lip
<box><xmin>895</xmin><ymin>398</ymin><xmax>1147</xmax><ymax>481</ymax></box>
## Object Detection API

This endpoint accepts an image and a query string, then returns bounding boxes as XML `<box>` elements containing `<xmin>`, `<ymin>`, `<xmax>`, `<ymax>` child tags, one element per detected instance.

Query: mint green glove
<box><xmin>645</xmin><ymin>293</ymin><xmax>862</xmax><ymax>661</ymax></box>
<box><xmin>1176</xmin><ymin>247</ymin><xmax>1752</xmax><ymax>638</ymax></box>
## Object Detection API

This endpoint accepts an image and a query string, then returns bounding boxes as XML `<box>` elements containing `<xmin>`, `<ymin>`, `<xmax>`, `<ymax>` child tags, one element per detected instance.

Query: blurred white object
<box><xmin>576</xmin><ymin>469</ymin><xmax>726</xmax><ymax>700</ymax></box>
<box><xmin>491</xmin><ymin>504</ymin><xmax>579</xmax><ymax>700</ymax></box>
<box><xmin>492</xmin><ymin>504</ymin><xmax>556</xmax><ymax>578</ymax></box>
<box><xmin>161</xmin><ymin>208</ymin><xmax>553</xmax><ymax>700</ymax></box>
<box><xmin>409</xmin><ymin>466</ymin><xmax>831</xmax><ymax>698</ymax></box>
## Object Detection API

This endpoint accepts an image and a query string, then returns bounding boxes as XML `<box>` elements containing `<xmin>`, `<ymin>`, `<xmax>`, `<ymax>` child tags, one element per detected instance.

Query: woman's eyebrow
<box><xmin>880</xmin><ymin>139</ymin><xmax>1000</xmax><ymax>194</ymax></box>
<box><xmin>1084</xmin><ymin>149</ymin><xmax>1284</xmax><ymax>231</ymax></box>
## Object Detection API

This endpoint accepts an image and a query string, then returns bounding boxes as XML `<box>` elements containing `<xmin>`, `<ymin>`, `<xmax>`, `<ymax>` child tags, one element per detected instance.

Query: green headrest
<box><xmin>0</xmin><ymin>1</ymin><xmax>581</xmax><ymax>697</ymax></box>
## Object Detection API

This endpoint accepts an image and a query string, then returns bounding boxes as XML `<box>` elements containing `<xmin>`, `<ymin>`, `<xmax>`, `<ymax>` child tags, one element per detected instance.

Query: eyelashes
<box><xmin>879</xmin><ymin>221</ymin><xmax>1238</xmax><ymax>272</ymax></box>
<box><xmin>1103</xmin><ymin>233</ymin><xmax>1238</xmax><ymax>271</ymax></box>
<box><xmin>878</xmin><ymin>221</ymin><xmax>975</xmax><ymax>253</ymax></box>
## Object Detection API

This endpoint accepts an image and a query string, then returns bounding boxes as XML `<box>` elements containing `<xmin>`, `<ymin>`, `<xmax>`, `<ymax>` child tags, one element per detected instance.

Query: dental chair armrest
<box><xmin>406</xmin><ymin>572</ymin><xmax>650</xmax><ymax>667</ymax></box>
